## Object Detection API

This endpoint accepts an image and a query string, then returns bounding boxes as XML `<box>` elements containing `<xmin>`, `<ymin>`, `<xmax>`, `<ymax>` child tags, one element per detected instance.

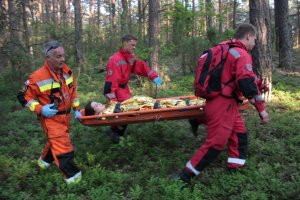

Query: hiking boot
<box><xmin>37</xmin><ymin>157</ymin><xmax>51</xmax><ymax>170</ymax></box>
<box><xmin>106</xmin><ymin>128</ymin><xmax>121</xmax><ymax>144</ymax></box>
<box><xmin>172</xmin><ymin>169</ymin><xmax>193</xmax><ymax>185</ymax></box>
<box><xmin>189</xmin><ymin>119</ymin><xmax>199</xmax><ymax>137</ymax></box>
<box><xmin>65</xmin><ymin>171</ymin><xmax>82</xmax><ymax>185</ymax></box>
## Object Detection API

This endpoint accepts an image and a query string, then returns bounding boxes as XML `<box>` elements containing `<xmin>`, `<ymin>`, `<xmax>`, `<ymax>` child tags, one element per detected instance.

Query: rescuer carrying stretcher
<box><xmin>17</xmin><ymin>41</ymin><xmax>82</xmax><ymax>184</ymax></box>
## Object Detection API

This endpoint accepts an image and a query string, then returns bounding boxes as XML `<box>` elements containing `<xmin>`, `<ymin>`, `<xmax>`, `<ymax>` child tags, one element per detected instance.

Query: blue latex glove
<box><xmin>41</xmin><ymin>103</ymin><xmax>58</xmax><ymax>118</ymax></box>
<box><xmin>74</xmin><ymin>110</ymin><xmax>82</xmax><ymax>120</ymax></box>
<box><xmin>152</xmin><ymin>77</ymin><xmax>162</xmax><ymax>85</ymax></box>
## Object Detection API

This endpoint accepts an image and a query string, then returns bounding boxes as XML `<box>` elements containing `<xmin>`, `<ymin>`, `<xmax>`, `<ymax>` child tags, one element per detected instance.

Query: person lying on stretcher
<box><xmin>84</xmin><ymin>95</ymin><xmax>204</xmax><ymax>116</ymax></box>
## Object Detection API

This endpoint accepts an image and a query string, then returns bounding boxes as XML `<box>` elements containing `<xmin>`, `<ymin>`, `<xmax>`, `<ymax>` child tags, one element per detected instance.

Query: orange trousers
<box><xmin>40</xmin><ymin>114</ymin><xmax>80</xmax><ymax>178</ymax></box>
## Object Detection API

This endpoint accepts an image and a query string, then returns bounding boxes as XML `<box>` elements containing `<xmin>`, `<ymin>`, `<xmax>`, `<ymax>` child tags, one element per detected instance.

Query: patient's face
<box><xmin>91</xmin><ymin>102</ymin><xmax>105</xmax><ymax>114</ymax></box>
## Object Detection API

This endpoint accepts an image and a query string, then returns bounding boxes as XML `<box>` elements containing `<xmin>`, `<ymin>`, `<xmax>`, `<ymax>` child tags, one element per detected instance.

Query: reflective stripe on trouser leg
<box><xmin>227</xmin><ymin>132</ymin><xmax>248</xmax><ymax>168</ymax></box>
<box><xmin>186</xmin><ymin>147</ymin><xmax>222</xmax><ymax>175</ymax></box>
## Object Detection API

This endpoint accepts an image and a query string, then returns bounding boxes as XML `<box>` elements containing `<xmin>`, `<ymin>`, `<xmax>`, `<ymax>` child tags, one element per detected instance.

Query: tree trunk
<box><xmin>73</xmin><ymin>0</ymin><xmax>84</xmax><ymax>70</ymax></box>
<box><xmin>52</xmin><ymin>0</ymin><xmax>58</xmax><ymax>23</ymax></box>
<box><xmin>297</xmin><ymin>1</ymin><xmax>300</xmax><ymax>48</ymax></box>
<box><xmin>20</xmin><ymin>1</ymin><xmax>31</xmax><ymax>54</ymax></box>
<box><xmin>0</xmin><ymin>0</ymin><xmax>8</xmax><ymax>35</ymax></box>
<box><xmin>20</xmin><ymin>0</ymin><xmax>32</xmax><ymax>70</ymax></box>
<box><xmin>121</xmin><ymin>0</ymin><xmax>129</xmax><ymax>35</ymax></box>
<box><xmin>37</xmin><ymin>0</ymin><xmax>42</xmax><ymax>20</ymax></box>
<box><xmin>8</xmin><ymin>0</ymin><xmax>21</xmax><ymax>76</ymax></box>
<box><xmin>191</xmin><ymin>0</ymin><xmax>197</xmax><ymax>71</ymax></box>
<box><xmin>138</xmin><ymin>0</ymin><xmax>143</xmax><ymax>39</ymax></box>
<box><xmin>274</xmin><ymin>0</ymin><xmax>293</xmax><ymax>69</ymax></box>
<box><xmin>89</xmin><ymin>0</ymin><xmax>95</xmax><ymax>50</ymax></box>
<box><xmin>61</xmin><ymin>0</ymin><xmax>68</xmax><ymax>34</ymax></box>
<box><xmin>97</xmin><ymin>0</ymin><xmax>100</xmax><ymax>29</ymax></box>
<box><xmin>206</xmin><ymin>0</ymin><xmax>212</xmax><ymax>29</ymax></box>
<box><xmin>142</xmin><ymin>0</ymin><xmax>147</xmax><ymax>40</ymax></box>
<box><xmin>249</xmin><ymin>0</ymin><xmax>273</xmax><ymax>101</ymax></box>
<box><xmin>0</xmin><ymin>0</ymin><xmax>9</xmax><ymax>71</ymax></box>
<box><xmin>110</xmin><ymin>0</ymin><xmax>116</xmax><ymax>33</ymax></box>
<box><xmin>232</xmin><ymin>0</ymin><xmax>237</xmax><ymax>29</ymax></box>
<box><xmin>218</xmin><ymin>0</ymin><xmax>223</xmax><ymax>34</ymax></box>
<box><xmin>128</xmin><ymin>0</ymin><xmax>132</xmax><ymax>33</ymax></box>
<box><xmin>148</xmin><ymin>0</ymin><xmax>159</xmax><ymax>72</ymax></box>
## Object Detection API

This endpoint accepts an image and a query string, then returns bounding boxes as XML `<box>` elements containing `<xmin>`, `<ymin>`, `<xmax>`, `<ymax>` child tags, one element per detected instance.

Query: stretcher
<box><xmin>78</xmin><ymin>95</ymin><xmax>249</xmax><ymax>127</ymax></box>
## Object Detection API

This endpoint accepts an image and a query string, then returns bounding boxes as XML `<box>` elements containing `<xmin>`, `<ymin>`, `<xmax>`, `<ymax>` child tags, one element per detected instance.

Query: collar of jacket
<box><xmin>44</xmin><ymin>61</ymin><xmax>69</xmax><ymax>82</ymax></box>
<box><xmin>227</xmin><ymin>39</ymin><xmax>247</xmax><ymax>51</ymax></box>
<box><xmin>119</xmin><ymin>48</ymin><xmax>134</xmax><ymax>64</ymax></box>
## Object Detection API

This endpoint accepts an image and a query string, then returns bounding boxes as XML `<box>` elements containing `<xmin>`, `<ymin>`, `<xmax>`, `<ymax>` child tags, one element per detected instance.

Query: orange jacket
<box><xmin>18</xmin><ymin>61</ymin><xmax>80</xmax><ymax>114</ymax></box>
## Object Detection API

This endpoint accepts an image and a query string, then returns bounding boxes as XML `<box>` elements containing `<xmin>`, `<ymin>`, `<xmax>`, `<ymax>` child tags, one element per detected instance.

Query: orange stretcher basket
<box><xmin>78</xmin><ymin>95</ymin><xmax>249</xmax><ymax>127</ymax></box>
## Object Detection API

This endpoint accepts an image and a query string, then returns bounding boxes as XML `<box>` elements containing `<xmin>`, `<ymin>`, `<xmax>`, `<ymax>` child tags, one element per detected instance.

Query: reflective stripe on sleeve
<box><xmin>26</xmin><ymin>100</ymin><xmax>40</xmax><ymax>111</ymax></box>
<box><xmin>229</xmin><ymin>48</ymin><xmax>241</xmax><ymax>59</ymax></box>
<box><xmin>147</xmin><ymin>70</ymin><xmax>155</xmax><ymax>77</ymax></box>
<box><xmin>186</xmin><ymin>160</ymin><xmax>200</xmax><ymax>175</ymax></box>
<box><xmin>117</xmin><ymin>60</ymin><xmax>127</xmax><ymax>66</ymax></box>
<box><xmin>106</xmin><ymin>93</ymin><xmax>116</xmax><ymax>99</ymax></box>
<box><xmin>255</xmin><ymin>95</ymin><xmax>263</xmax><ymax>101</ymax></box>
<box><xmin>72</xmin><ymin>98</ymin><xmax>80</xmax><ymax>107</ymax></box>
<box><xmin>249</xmin><ymin>94</ymin><xmax>263</xmax><ymax>104</ymax></box>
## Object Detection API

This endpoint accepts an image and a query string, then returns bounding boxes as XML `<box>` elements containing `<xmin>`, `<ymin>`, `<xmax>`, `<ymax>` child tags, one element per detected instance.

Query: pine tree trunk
<box><xmin>73</xmin><ymin>0</ymin><xmax>84</xmax><ymax>70</ymax></box>
<box><xmin>274</xmin><ymin>0</ymin><xmax>292</xmax><ymax>69</ymax></box>
<box><xmin>206</xmin><ymin>0</ymin><xmax>212</xmax><ymax>29</ymax></box>
<box><xmin>61</xmin><ymin>0</ymin><xmax>68</xmax><ymax>35</ymax></box>
<box><xmin>148</xmin><ymin>0</ymin><xmax>159</xmax><ymax>72</ymax></box>
<box><xmin>110</xmin><ymin>0</ymin><xmax>116</xmax><ymax>33</ymax></box>
<box><xmin>121</xmin><ymin>0</ymin><xmax>129</xmax><ymax>35</ymax></box>
<box><xmin>232</xmin><ymin>0</ymin><xmax>237</xmax><ymax>29</ymax></box>
<box><xmin>297</xmin><ymin>1</ymin><xmax>300</xmax><ymax>48</ymax></box>
<box><xmin>249</xmin><ymin>0</ymin><xmax>273</xmax><ymax>101</ymax></box>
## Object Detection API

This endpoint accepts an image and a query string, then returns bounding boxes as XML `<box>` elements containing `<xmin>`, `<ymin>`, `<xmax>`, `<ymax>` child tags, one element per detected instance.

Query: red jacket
<box><xmin>17</xmin><ymin>61</ymin><xmax>80</xmax><ymax>114</ymax></box>
<box><xmin>221</xmin><ymin>39</ymin><xmax>265</xmax><ymax>112</ymax></box>
<box><xmin>103</xmin><ymin>48</ymin><xmax>158</xmax><ymax>102</ymax></box>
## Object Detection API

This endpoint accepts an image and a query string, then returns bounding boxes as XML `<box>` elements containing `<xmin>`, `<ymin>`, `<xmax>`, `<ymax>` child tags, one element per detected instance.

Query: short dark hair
<box><xmin>234</xmin><ymin>23</ymin><xmax>257</xmax><ymax>40</ymax></box>
<box><xmin>122</xmin><ymin>34</ymin><xmax>137</xmax><ymax>43</ymax></box>
<box><xmin>85</xmin><ymin>101</ymin><xmax>95</xmax><ymax>116</ymax></box>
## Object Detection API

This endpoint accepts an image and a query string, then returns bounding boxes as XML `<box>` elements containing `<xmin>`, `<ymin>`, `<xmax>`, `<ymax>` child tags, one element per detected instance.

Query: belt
<box><xmin>56</xmin><ymin>108</ymin><xmax>71</xmax><ymax>115</ymax></box>
<box><xmin>119</xmin><ymin>83</ymin><xmax>127</xmax><ymax>88</ymax></box>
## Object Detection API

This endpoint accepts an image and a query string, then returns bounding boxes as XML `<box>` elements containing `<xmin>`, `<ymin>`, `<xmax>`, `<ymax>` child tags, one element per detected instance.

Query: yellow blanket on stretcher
<box><xmin>102</xmin><ymin>95</ymin><xmax>205</xmax><ymax>114</ymax></box>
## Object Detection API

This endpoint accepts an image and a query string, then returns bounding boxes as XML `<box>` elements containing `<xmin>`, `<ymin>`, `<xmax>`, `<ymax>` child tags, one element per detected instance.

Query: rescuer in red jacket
<box><xmin>17</xmin><ymin>41</ymin><xmax>82</xmax><ymax>184</ymax></box>
<box><xmin>103</xmin><ymin>34</ymin><xmax>163</xmax><ymax>143</ymax></box>
<box><xmin>176</xmin><ymin>23</ymin><xmax>270</xmax><ymax>184</ymax></box>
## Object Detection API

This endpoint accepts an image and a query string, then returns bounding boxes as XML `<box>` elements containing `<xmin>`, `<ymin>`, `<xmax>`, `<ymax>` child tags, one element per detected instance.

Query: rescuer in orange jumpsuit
<box><xmin>17</xmin><ymin>41</ymin><xmax>82</xmax><ymax>184</ymax></box>
<box><xmin>103</xmin><ymin>34</ymin><xmax>163</xmax><ymax>143</ymax></box>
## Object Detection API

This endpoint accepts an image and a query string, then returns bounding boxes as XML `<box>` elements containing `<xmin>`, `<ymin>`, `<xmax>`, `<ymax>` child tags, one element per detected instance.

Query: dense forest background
<box><xmin>0</xmin><ymin>0</ymin><xmax>300</xmax><ymax>199</ymax></box>
<box><xmin>1</xmin><ymin>0</ymin><xmax>300</xmax><ymax>77</ymax></box>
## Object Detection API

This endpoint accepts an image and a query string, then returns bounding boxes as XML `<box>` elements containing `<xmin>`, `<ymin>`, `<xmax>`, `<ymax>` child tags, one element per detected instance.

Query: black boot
<box><xmin>172</xmin><ymin>168</ymin><xmax>194</xmax><ymax>185</ymax></box>
<box><xmin>188</xmin><ymin>119</ymin><xmax>199</xmax><ymax>137</ymax></box>
<box><xmin>106</xmin><ymin>128</ymin><xmax>120</xmax><ymax>144</ymax></box>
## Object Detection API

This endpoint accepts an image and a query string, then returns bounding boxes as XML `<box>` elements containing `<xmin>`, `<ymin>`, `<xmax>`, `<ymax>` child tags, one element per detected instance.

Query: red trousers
<box><xmin>186</xmin><ymin>95</ymin><xmax>247</xmax><ymax>175</ymax></box>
